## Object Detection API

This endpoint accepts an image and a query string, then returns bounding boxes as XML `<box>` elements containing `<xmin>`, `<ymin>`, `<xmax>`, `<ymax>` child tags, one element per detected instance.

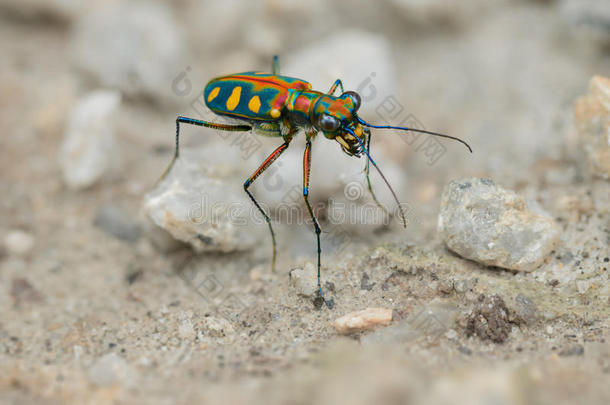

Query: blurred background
<box><xmin>1</xmin><ymin>1</ymin><xmax>609</xmax><ymax>404</ymax></box>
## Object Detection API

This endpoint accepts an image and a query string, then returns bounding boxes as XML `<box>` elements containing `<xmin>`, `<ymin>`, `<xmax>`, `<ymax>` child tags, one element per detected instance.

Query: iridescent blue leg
<box><xmin>159</xmin><ymin>116</ymin><xmax>251</xmax><ymax>181</ymax></box>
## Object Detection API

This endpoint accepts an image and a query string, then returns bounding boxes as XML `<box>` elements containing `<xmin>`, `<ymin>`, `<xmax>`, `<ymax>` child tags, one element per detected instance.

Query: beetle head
<box><xmin>311</xmin><ymin>91</ymin><xmax>364</xmax><ymax>156</ymax></box>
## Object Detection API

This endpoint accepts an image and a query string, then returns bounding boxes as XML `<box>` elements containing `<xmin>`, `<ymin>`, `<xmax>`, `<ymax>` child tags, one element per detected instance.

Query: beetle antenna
<box><xmin>344</xmin><ymin>127</ymin><xmax>407</xmax><ymax>228</ymax></box>
<box><xmin>357</xmin><ymin>117</ymin><xmax>472</xmax><ymax>153</ymax></box>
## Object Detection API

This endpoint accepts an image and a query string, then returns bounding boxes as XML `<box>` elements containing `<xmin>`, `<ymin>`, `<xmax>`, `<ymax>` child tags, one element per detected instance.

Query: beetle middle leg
<box><xmin>328</xmin><ymin>79</ymin><xmax>345</xmax><ymax>96</ymax></box>
<box><xmin>244</xmin><ymin>135</ymin><xmax>293</xmax><ymax>273</ymax></box>
<box><xmin>302</xmin><ymin>132</ymin><xmax>331</xmax><ymax>308</ymax></box>
<box><xmin>159</xmin><ymin>116</ymin><xmax>251</xmax><ymax>182</ymax></box>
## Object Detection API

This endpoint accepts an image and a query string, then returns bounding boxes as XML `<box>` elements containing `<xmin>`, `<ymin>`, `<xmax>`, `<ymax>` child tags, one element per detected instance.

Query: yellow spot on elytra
<box><xmin>207</xmin><ymin>87</ymin><xmax>220</xmax><ymax>102</ymax></box>
<box><xmin>226</xmin><ymin>86</ymin><xmax>242</xmax><ymax>110</ymax></box>
<box><xmin>355</xmin><ymin>125</ymin><xmax>363</xmax><ymax>137</ymax></box>
<box><xmin>248</xmin><ymin>96</ymin><xmax>261</xmax><ymax>113</ymax></box>
<box><xmin>270</xmin><ymin>108</ymin><xmax>281</xmax><ymax>118</ymax></box>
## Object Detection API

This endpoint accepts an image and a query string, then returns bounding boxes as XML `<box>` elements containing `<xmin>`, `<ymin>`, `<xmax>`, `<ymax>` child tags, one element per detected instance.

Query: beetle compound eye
<box><xmin>343</xmin><ymin>91</ymin><xmax>361</xmax><ymax>111</ymax></box>
<box><xmin>317</xmin><ymin>114</ymin><xmax>340</xmax><ymax>132</ymax></box>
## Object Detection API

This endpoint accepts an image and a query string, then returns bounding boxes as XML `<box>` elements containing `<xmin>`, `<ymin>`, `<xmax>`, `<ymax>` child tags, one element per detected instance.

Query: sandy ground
<box><xmin>1</xmin><ymin>1</ymin><xmax>609</xmax><ymax>404</ymax></box>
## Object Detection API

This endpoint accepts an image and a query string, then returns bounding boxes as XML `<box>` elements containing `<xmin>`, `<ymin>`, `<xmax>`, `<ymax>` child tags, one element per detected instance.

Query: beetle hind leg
<box><xmin>158</xmin><ymin>116</ymin><xmax>251</xmax><ymax>183</ymax></box>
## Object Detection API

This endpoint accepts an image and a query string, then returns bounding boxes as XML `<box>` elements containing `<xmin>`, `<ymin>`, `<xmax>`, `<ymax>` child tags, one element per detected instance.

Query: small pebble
<box><xmin>289</xmin><ymin>263</ymin><xmax>319</xmax><ymax>298</ymax></box>
<box><xmin>333</xmin><ymin>307</ymin><xmax>393</xmax><ymax>335</ymax></box>
<box><xmin>4</xmin><ymin>230</ymin><xmax>35</xmax><ymax>256</ymax></box>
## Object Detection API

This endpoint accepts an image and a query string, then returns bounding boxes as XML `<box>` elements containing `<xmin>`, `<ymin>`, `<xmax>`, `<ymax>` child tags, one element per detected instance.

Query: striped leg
<box><xmin>244</xmin><ymin>138</ymin><xmax>292</xmax><ymax>272</ymax></box>
<box><xmin>302</xmin><ymin>134</ymin><xmax>328</xmax><ymax>307</ymax></box>
<box><xmin>159</xmin><ymin>116</ymin><xmax>251</xmax><ymax>181</ymax></box>
<box><xmin>328</xmin><ymin>79</ymin><xmax>344</xmax><ymax>96</ymax></box>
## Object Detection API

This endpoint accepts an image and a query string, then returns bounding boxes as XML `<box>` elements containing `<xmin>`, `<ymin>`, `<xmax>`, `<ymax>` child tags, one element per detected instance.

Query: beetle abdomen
<box><xmin>204</xmin><ymin>72</ymin><xmax>311</xmax><ymax>121</ymax></box>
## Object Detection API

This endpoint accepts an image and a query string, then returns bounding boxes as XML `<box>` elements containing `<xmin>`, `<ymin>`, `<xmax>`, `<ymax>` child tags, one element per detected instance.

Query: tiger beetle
<box><xmin>161</xmin><ymin>56</ymin><xmax>472</xmax><ymax>308</ymax></box>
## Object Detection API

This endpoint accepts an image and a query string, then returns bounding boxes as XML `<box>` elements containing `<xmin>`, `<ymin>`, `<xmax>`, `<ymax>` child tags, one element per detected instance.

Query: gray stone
<box><xmin>513</xmin><ymin>294</ymin><xmax>538</xmax><ymax>325</ymax></box>
<box><xmin>438</xmin><ymin>178</ymin><xmax>560</xmax><ymax>272</ymax></box>
<box><xmin>59</xmin><ymin>90</ymin><xmax>121</xmax><ymax>189</ymax></box>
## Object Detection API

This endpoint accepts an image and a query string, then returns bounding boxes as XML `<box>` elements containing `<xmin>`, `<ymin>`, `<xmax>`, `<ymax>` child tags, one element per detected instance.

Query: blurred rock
<box><xmin>94</xmin><ymin>205</ymin><xmax>142</xmax><ymax>243</ymax></box>
<box><xmin>3</xmin><ymin>230</ymin><xmax>35</xmax><ymax>256</ymax></box>
<box><xmin>438</xmin><ymin>178</ymin><xmax>560</xmax><ymax>271</ymax></box>
<box><xmin>88</xmin><ymin>353</ymin><xmax>130</xmax><ymax>387</ymax></box>
<box><xmin>362</xmin><ymin>299</ymin><xmax>457</xmax><ymax>344</ymax></box>
<box><xmin>558</xmin><ymin>344</ymin><xmax>584</xmax><ymax>357</ymax></box>
<box><xmin>71</xmin><ymin>2</ymin><xmax>186</xmax><ymax>101</ymax></box>
<box><xmin>143</xmin><ymin>150</ymin><xmax>261</xmax><ymax>253</ymax></box>
<box><xmin>11</xmin><ymin>278</ymin><xmax>44</xmax><ymax>306</ymax></box>
<box><xmin>284</xmin><ymin>30</ymin><xmax>396</xmax><ymax>117</ymax></box>
<box><xmin>333</xmin><ymin>308</ymin><xmax>393</xmax><ymax>335</ymax></box>
<box><xmin>59</xmin><ymin>90</ymin><xmax>121</xmax><ymax>189</ymax></box>
<box><xmin>574</xmin><ymin>75</ymin><xmax>610</xmax><ymax>179</ymax></box>
<box><xmin>289</xmin><ymin>263</ymin><xmax>319</xmax><ymax>298</ymax></box>
<box><xmin>0</xmin><ymin>0</ymin><xmax>83</xmax><ymax>22</ymax></box>
<box><xmin>560</xmin><ymin>0</ymin><xmax>610</xmax><ymax>47</ymax></box>
<box><xmin>384</xmin><ymin>0</ymin><xmax>488</xmax><ymax>29</ymax></box>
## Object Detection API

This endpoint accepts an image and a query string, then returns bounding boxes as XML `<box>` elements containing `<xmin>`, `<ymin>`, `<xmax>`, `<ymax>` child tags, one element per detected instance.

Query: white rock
<box><xmin>289</xmin><ymin>263</ymin><xmax>319</xmax><ymax>298</ymax></box>
<box><xmin>144</xmin><ymin>148</ymin><xmax>262</xmax><ymax>253</ymax></box>
<box><xmin>4</xmin><ymin>230</ymin><xmax>35</xmax><ymax>256</ymax></box>
<box><xmin>574</xmin><ymin>75</ymin><xmax>610</xmax><ymax>179</ymax></box>
<box><xmin>334</xmin><ymin>308</ymin><xmax>393</xmax><ymax>335</ymax></box>
<box><xmin>71</xmin><ymin>2</ymin><xmax>185</xmax><ymax>101</ymax></box>
<box><xmin>59</xmin><ymin>90</ymin><xmax>121</xmax><ymax>189</ymax></box>
<box><xmin>438</xmin><ymin>178</ymin><xmax>560</xmax><ymax>272</ymax></box>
